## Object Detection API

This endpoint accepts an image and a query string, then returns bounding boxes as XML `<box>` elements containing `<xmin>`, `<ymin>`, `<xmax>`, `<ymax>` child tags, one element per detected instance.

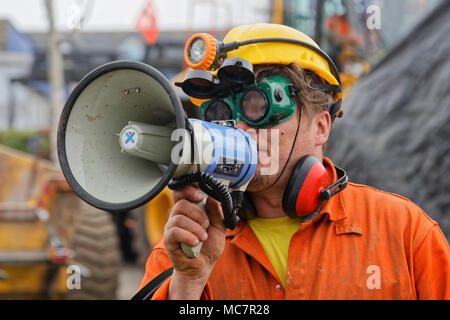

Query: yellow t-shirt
<box><xmin>248</xmin><ymin>216</ymin><xmax>302</xmax><ymax>288</ymax></box>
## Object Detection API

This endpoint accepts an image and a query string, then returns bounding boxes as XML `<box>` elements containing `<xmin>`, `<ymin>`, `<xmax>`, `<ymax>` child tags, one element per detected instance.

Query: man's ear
<box><xmin>315</xmin><ymin>111</ymin><xmax>331</xmax><ymax>147</ymax></box>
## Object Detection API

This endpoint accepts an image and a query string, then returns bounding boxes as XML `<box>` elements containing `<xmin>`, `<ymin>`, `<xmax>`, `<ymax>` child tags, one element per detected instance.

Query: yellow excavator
<box><xmin>0</xmin><ymin>144</ymin><xmax>121</xmax><ymax>299</ymax></box>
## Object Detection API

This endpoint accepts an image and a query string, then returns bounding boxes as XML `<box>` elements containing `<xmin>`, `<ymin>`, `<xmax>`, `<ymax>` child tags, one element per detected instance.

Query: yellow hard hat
<box><xmin>223</xmin><ymin>23</ymin><xmax>341</xmax><ymax>101</ymax></box>
<box><xmin>184</xmin><ymin>23</ymin><xmax>342</xmax><ymax>114</ymax></box>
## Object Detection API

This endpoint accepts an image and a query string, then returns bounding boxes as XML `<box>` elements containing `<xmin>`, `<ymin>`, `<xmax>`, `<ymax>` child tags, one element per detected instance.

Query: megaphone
<box><xmin>57</xmin><ymin>61</ymin><xmax>257</xmax><ymax>258</ymax></box>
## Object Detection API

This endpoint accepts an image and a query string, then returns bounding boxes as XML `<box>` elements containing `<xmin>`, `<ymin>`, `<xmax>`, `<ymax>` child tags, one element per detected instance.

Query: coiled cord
<box><xmin>231</xmin><ymin>190</ymin><xmax>244</xmax><ymax>219</ymax></box>
<box><xmin>168</xmin><ymin>172</ymin><xmax>239</xmax><ymax>230</ymax></box>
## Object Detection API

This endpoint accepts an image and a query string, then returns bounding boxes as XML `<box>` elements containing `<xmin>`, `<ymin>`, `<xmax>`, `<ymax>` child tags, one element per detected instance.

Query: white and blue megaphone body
<box><xmin>57</xmin><ymin>61</ymin><xmax>257</xmax><ymax>258</ymax></box>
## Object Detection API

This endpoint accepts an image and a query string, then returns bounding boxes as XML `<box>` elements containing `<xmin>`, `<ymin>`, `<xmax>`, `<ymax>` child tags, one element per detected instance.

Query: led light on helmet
<box><xmin>188</xmin><ymin>38</ymin><xmax>206</xmax><ymax>64</ymax></box>
<box><xmin>184</xmin><ymin>33</ymin><xmax>219</xmax><ymax>70</ymax></box>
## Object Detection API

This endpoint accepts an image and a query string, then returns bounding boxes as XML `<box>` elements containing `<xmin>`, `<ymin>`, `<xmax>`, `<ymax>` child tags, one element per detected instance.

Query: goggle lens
<box><xmin>241</xmin><ymin>90</ymin><xmax>268</xmax><ymax>122</ymax></box>
<box><xmin>204</xmin><ymin>100</ymin><xmax>233</xmax><ymax>122</ymax></box>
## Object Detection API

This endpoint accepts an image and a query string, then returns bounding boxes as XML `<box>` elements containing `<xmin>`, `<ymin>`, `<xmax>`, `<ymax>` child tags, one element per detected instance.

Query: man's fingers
<box><xmin>172</xmin><ymin>185</ymin><xmax>204</xmax><ymax>203</ymax></box>
<box><xmin>164</xmin><ymin>226</ymin><xmax>201</xmax><ymax>249</ymax></box>
<box><xmin>165</xmin><ymin>214</ymin><xmax>208</xmax><ymax>243</ymax></box>
<box><xmin>170</xmin><ymin>199</ymin><xmax>209</xmax><ymax>230</ymax></box>
<box><xmin>170</xmin><ymin>189</ymin><xmax>226</xmax><ymax>236</ymax></box>
<box><xmin>205</xmin><ymin>197</ymin><xmax>226</xmax><ymax>232</ymax></box>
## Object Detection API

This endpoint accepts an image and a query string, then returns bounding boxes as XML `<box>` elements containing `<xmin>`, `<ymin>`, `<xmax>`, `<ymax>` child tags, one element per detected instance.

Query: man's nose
<box><xmin>236</xmin><ymin>121</ymin><xmax>252</xmax><ymax>131</ymax></box>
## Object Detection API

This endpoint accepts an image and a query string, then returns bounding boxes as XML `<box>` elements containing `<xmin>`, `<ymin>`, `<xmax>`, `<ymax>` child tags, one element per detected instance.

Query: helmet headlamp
<box><xmin>188</xmin><ymin>38</ymin><xmax>207</xmax><ymax>64</ymax></box>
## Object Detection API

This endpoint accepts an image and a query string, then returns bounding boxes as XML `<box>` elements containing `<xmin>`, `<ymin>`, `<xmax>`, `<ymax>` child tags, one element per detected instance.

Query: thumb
<box><xmin>205</xmin><ymin>197</ymin><xmax>226</xmax><ymax>233</ymax></box>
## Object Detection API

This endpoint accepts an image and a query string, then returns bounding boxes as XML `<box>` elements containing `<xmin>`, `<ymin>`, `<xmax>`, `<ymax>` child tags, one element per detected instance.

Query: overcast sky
<box><xmin>0</xmin><ymin>0</ymin><xmax>271</xmax><ymax>32</ymax></box>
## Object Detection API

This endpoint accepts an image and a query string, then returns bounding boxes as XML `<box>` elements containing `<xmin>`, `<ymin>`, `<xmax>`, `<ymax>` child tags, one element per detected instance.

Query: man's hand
<box><xmin>164</xmin><ymin>185</ymin><xmax>226</xmax><ymax>299</ymax></box>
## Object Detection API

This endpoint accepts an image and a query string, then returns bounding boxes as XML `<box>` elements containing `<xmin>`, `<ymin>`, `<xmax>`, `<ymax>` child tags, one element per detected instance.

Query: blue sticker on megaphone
<box><xmin>121</xmin><ymin>129</ymin><xmax>138</xmax><ymax>150</ymax></box>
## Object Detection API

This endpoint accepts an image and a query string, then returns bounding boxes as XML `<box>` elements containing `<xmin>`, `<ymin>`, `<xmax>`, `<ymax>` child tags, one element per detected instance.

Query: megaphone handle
<box><xmin>180</xmin><ymin>191</ymin><xmax>207</xmax><ymax>258</ymax></box>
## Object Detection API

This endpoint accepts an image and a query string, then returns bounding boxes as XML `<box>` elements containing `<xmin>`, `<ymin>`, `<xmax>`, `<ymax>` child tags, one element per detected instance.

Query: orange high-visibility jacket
<box><xmin>139</xmin><ymin>157</ymin><xmax>450</xmax><ymax>300</ymax></box>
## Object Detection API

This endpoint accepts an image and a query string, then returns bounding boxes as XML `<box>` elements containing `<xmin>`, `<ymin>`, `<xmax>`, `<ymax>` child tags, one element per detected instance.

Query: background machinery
<box><xmin>0</xmin><ymin>144</ymin><xmax>121</xmax><ymax>299</ymax></box>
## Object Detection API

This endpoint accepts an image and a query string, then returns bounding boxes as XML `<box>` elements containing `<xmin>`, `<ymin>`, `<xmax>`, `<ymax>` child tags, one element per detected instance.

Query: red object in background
<box><xmin>136</xmin><ymin>1</ymin><xmax>159</xmax><ymax>45</ymax></box>
<box><xmin>326</xmin><ymin>14</ymin><xmax>352</xmax><ymax>36</ymax></box>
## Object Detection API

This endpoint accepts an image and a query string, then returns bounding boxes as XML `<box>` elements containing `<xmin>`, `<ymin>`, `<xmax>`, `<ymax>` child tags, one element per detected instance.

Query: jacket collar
<box><xmin>225</xmin><ymin>156</ymin><xmax>360</xmax><ymax>239</ymax></box>
<box><xmin>320</xmin><ymin>157</ymin><xmax>347</xmax><ymax>222</ymax></box>
<box><xmin>320</xmin><ymin>157</ymin><xmax>362</xmax><ymax>235</ymax></box>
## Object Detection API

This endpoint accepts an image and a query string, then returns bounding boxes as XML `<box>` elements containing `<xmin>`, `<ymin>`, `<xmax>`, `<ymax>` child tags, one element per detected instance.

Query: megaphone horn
<box><xmin>58</xmin><ymin>60</ymin><xmax>258</xmax><ymax>258</ymax></box>
<box><xmin>57</xmin><ymin>61</ymin><xmax>186</xmax><ymax>212</ymax></box>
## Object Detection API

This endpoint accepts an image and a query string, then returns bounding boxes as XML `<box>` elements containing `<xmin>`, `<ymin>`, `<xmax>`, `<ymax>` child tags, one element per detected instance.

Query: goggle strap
<box><xmin>289</xmin><ymin>84</ymin><xmax>341</xmax><ymax>97</ymax></box>
<box><xmin>330</xmin><ymin>99</ymin><xmax>343</xmax><ymax>121</ymax></box>
<box><xmin>288</xmin><ymin>85</ymin><xmax>300</xmax><ymax>96</ymax></box>
<box><xmin>311</xmin><ymin>83</ymin><xmax>342</xmax><ymax>93</ymax></box>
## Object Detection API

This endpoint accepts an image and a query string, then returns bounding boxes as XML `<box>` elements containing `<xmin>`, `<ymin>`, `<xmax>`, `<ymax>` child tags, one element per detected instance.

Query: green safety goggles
<box><xmin>199</xmin><ymin>75</ymin><xmax>298</xmax><ymax>128</ymax></box>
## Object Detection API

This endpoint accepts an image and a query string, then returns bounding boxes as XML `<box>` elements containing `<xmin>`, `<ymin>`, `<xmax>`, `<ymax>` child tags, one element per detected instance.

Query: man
<box><xmin>138</xmin><ymin>23</ymin><xmax>450</xmax><ymax>299</ymax></box>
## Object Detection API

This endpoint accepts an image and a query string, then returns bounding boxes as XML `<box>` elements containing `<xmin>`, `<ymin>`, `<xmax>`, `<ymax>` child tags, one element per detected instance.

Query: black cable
<box><xmin>167</xmin><ymin>173</ymin><xmax>198</xmax><ymax>190</ymax></box>
<box><xmin>199</xmin><ymin>173</ymin><xmax>237</xmax><ymax>230</ymax></box>
<box><xmin>256</xmin><ymin>107</ymin><xmax>302</xmax><ymax>193</ymax></box>
<box><xmin>168</xmin><ymin>171</ymin><xmax>239</xmax><ymax>230</ymax></box>
<box><xmin>230</xmin><ymin>190</ymin><xmax>244</xmax><ymax>224</ymax></box>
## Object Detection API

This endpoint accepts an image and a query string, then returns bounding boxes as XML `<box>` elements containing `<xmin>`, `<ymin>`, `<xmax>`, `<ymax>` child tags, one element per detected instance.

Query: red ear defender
<box><xmin>282</xmin><ymin>156</ymin><xmax>329</xmax><ymax>217</ymax></box>
<box><xmin>282</xmin><ymin>155</ymin><xmax>348</xmax><ymax>218</ymax></box>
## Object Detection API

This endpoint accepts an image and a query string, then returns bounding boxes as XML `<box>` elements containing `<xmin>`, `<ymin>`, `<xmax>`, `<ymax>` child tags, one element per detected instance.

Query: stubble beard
<box><xmin>246</xmin><ymin>151</ymin><xmax>292</xmax><ymax>193</ymax></box>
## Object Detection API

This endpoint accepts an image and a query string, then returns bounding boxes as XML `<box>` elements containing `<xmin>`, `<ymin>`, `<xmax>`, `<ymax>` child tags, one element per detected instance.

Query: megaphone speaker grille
<box><xmin>58</xmin><ymin>61</ymin><xmax>186</xmax><ymax>212</ymax></box>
